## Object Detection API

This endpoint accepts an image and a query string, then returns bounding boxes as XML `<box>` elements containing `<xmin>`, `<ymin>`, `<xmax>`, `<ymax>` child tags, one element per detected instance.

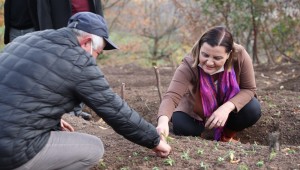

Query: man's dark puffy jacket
<box><xmin>0</xmin><ymin>28</ymin><xmax>160</xmax><ymax>170</ymax></box>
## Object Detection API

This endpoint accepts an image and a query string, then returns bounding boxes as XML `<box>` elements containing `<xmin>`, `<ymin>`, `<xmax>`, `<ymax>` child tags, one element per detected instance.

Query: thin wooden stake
<box><xmin>121</xmin><ymin>82</ymin><xmax>126</xmax><ymax>100</ymax></box>
<box><xmin>153</xmin><ymin>66</ymin><xmax>162</xmax><ymax>103</ymax></box>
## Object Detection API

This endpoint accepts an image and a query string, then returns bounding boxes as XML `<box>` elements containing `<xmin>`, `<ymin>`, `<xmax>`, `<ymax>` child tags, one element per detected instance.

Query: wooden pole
<box><xmin>153</xmin><ymin>66</ymin><xmax>162</xmax><ymax>103</ymax></box>
<box><xmin>121</xmin><ymin>82</ymin><xmax>126</xmax><ymax>100</ymax></box>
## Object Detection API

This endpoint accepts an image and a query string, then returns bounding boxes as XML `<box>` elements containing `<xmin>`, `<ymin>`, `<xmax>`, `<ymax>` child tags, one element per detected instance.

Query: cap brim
<box><xmin>103</xmin><ymin>38</ymin><xmax>118</xmax><ymax>50</ymax></box>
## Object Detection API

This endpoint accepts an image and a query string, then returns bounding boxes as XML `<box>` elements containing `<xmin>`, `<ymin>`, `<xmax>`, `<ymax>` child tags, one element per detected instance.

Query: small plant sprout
<box><xmin>143</xmin><ymin>156</ymin><xmax>149</xmax><ymax>161</ymax></box>
<box><xmin>163</xmin><ymin>156</ymin><xmax>175</xmax><ymax>166</ymax></box>
<box><xmin>229</xmin><ymin>150</ymin><xmax>234</xmax><ymax>161</ymax></box>
<box><xmin>197</xmin><ymin>149</ymin><xmax>204</xmax><ymax>155</ymax></box>
<box><xmin>282</xmin><ymin>147</ymin><xmax>296</xmax><ymax>154</ymax></box>
<box><xmin>217</xmin><ymin>156</ymin><xmax>224</xmax><ymax>163</ymax></box>
<box><xmin>120</xmin><ymin>167</ymin><xmax>130</xmax><ymax>170</ymax></box>
<box><xmin>217</xmin><ymin>150</ymin><xmax>240</xmax><ymax>164</ymax></box>
<box><xmin>160</xmin><ymin>132</ymin><xmax>174</xmax><ymax>144</ymax></box>
<box><xmin>269</xmin><ymin>149</ymin><xmax>277</xmax><ymax>160</ymax></box>
<box><xmin>214</xmin><ymin>142</ymin><xmax>219</xmax><ymax>150</ymax></box>
<box><xmin>199</xmin><ymin>161</ymin><xmax>208</xmax><ymax>170</ymax></box>
<box><xmin>132</xmin><ymin>152</ymin><xmax>138</xmax><ymax>156</ymax></box>
<box><xmin>288</xmin><ymin>149</ymin><xmax>296</xmax><ymax>154</ymax></box>
<box><xmin>256</xmin><ymin>160</ymin><xmax>264</xmax><ymax>167</ymax></box>
<box><xmin>181</xmin><ymin>150</ymin><xmax>190</xmax><ymax>160</ymax></box>
<box><xmin>251</xmin><ymin>142</ymin><xmax>258</xmax><ymax>153</ymax></box>
<box><xmin>98</xmin><ymin>159</ymin><xmax>106</xmax><ymax>169</ymax></box>
<box><xmin>152</xmin><ymin>167</ymin><xmax>159</xmax><ymax>170</ymax></box>
<box><xmin>228</xmin><ymin>150</ymin><xmax>240</xmax><ymax>163</ymax></box>
<box><xmin>237</xmin><ymin>164</ymin><xmax>249</xmax><ymax>170</ymax></box>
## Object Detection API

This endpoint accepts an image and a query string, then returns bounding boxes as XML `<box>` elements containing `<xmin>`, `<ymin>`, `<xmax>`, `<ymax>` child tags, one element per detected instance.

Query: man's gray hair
<box><xmin>72</xmin><ymin>28</ymin><xmax>105</xmax><ymax>50</ymax></box>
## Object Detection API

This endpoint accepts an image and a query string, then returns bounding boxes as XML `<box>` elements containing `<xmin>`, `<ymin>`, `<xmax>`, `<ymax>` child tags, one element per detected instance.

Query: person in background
<box><xmin>0</xmin><ymin>12</ymin><xmax>171</xmax><ymax>170</ymax></box>
<box><xmin>37</xmin><ymin>0</ymin><xmax>103</xmax><ymax>30</ymax></box>
<box><xmin>4</xmin><ymin>0</ymin><xmax>39</xmax><ymax>44</ymax></box>
<box><xmin>36</xmin><ymin>0</ymin><xmax>104</xmax><ymax>120</ymax></box>
<box><xmin>156</xmin><ymin>26</ymin><xmax>261</xmax><ymax>142</ymax></box>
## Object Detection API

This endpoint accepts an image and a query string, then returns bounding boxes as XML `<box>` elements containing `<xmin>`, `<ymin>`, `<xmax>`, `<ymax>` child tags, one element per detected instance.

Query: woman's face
<box><xmin>198</xmin><ymin>42</ymin><xmax>229</xmax><ymax>75</ymax></box>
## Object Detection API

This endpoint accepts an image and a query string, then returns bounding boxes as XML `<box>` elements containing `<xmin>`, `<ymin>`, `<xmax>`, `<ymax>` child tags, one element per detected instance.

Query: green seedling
<box><xmin>229</xmin><ymin>150</ymin><xmax>234</xmax><ymax>162</ymax></box>
<box><xmin>217</xmin><ymin>156</ymin><xmax>224</xmax><ymax>162</ymax></box>
<box><xmin>241</xmin><ymin>147</ymin><xmax>256</xmax><ymax>156</ymax></box>
<box><xmin>143</xmin><ymin>156</ymin><xmax>149</xmax><ymax>161</ymax></box>
<box><xmin>197</xmin><ymin>149</ymin><xmax>204</xmax><ymax>155</ymax></box>
<box><xmin>199</xmin><ymin>161</ymin><xmax>208</xmax><ymax>170</ymax></box>
<box><xmin>181</xmin><ymin>150</ymin><xmax>190</xmax><ymax>160</ymax></box>
<box><xmin>214</xmin><ymin>142</ymin><xmax>219</xmax><ymax>150</ymax></box>
<box><xmin>160</xmin><ymin>132</ymin><xmax>174</xmax><ymax>144</ymax></box>
<box><xmin>152</xmin><ymin>167</ymin><xmax>159</xmax><ymax>170</ymax></box>
<box><xmin>120</xmin><ymin>167</ymin><xmax>130</xmax><ymax>170</ymax></box>
<box><xmin>217</xmin><ymin>150</ymin><xmax>239</xmax><ymax>163</ymax></box>
<box><xmin>250</xmin><ymin>142</ymin><xmax>258</xmax><ymax>153</ymax></box>
<box><xmin>274</xmin><ymin>111</ymin><xmax>281</xmax><ymax>117</ymax></box>
<box><xmin>163</xmin><ymin>156</ymin><xmax>175</xmax><ymax>166</ymax></box>
<box><xmin>98</xmin><ymin>159</ymin><xmax>106</xmax><ymax>169</ymax></box>
<box><xmin>237</xmin><ymin>164</ymin><xmax>249</xmax><ymax>170</ymax></box>
<box><xmin>256</xmin><ymin>160</ymin><xmax>264</xmax><ymax>167</ymax></box>
<box><xmin>228</xmin><ymin>150</ymin><xmax>240</xmax><ymax>163</ymax></box>
<box><xmin>132</xmin><ymin>152</ymin><xmax>138</xmax><ymax>156</ymax></box>
<box><xmin>268</xmin><ymin>103</ymin><xmax>277</xmax><ymax>108</ymax></box>
<box><xmin>269</xmin><ymin>149</ymin><xmax>277</xmax><ymax>160</ymax></box>
<box><xmin>288</xmin><ymin>149</ymin><xmax>296</xmax><ymax>154</ymax></box>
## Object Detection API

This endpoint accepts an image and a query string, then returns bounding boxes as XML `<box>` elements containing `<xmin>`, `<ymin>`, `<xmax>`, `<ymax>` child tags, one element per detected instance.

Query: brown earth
<box><xmin>63</xmin><ymin>62</ymin><xmax>300</xmax><ymax>170</ymax></box>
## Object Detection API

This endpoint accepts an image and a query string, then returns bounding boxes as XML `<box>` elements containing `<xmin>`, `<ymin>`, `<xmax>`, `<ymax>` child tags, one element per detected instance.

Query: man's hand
<box><xmin>152</xmin><ymin>139</ymin><xmax>171</xmax><ymax>157</ymax></box>
<box><xmin>61</xmin><ymin>119</ymin><xmax>74</xmax><ymax>132</ymax></box>
<box><xmin>205</xmin><ymin>101</ymin><xmax>235</xmax><ymax>129</ymax></box>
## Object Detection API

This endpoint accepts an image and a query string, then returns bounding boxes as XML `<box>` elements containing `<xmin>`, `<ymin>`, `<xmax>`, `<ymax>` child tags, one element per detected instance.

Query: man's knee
<box><xmin>88</xmin><ymin>136</ymin><xmax>105</xmax><ymax>164</ymax></box>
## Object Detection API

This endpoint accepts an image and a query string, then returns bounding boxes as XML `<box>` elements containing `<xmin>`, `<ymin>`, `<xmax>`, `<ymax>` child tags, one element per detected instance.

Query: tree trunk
<box><xmin>250</xmin><ymin>0</ymin><xmax>260</xmax><ymax>64</ymax></box>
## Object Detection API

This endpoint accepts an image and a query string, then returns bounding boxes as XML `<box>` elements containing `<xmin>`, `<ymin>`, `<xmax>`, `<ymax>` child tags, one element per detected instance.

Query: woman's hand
<box><xmin>61</xmin><ymin>119</ymin><xmax>75</xmax><ymax>132</ymax></box>
<box><xmin>152</xmin><ymin>139</ymin><xmax>171</xmax><ymax>157</ymax></box>
<box><xmin>156</xmin><ymin>115</ymin><xmax>169</xmax><ymax>142</ymax></box>
<box><xmin>205</xmin><ymin>101</ymin><xmax>236</xmax><ymax>129</ymax></box>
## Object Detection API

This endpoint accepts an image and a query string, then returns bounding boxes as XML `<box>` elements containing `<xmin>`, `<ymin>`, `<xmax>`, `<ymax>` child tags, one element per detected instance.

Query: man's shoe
<box><xmin>79</xmin><ymin>112</ymin><xmax>92</xmax><ymax>121</ymax></box>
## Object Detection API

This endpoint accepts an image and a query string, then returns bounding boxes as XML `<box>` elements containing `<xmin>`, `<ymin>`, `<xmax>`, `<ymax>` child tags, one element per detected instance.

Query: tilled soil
<box><xmin>63</xmin><ymin>62</ymin><xmax>300</xmax><ymax>170</ymax></box>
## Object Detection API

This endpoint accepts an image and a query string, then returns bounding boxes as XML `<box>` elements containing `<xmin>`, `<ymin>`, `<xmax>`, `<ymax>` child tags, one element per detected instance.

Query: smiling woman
<box><xmin>156</xmin><ymin>26</ymin><xmax>261</xmax><ymax>143</ymax></box>
<box><xmin>198</xmin><ymin>43</ymin><xmax>228</xmax><ymax>75</ymax></box>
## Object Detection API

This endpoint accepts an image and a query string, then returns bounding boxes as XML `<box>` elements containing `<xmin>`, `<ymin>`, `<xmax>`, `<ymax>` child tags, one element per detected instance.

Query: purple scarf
<box><xmin>199</xmin><ymin>66</ymin><xmax>240</xmax><ymax>140</ymax></box>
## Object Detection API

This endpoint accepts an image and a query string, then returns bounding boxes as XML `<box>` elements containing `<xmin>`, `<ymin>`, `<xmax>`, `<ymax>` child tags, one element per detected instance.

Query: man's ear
<box><xmin>79</xmin><ymin>36</ymin><xmax>92</xmax><ymax>48</ymax></box>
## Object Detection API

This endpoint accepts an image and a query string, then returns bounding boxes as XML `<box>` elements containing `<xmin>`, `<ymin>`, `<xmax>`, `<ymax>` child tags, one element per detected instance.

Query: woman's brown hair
<box><xmin>191</xmin><ymin>26</ymin><xmax>235</xmax><ymax>69</ymax></box>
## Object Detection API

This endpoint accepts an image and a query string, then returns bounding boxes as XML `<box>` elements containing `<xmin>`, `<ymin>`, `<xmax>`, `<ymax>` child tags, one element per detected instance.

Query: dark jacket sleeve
<box><xmin>27</xmin><ymin>0</ymin><xmax>40</xmax><ymax>30</ymax></box>
<box><xmin>37</xmin><ymin>0</ymin><xmax>54</xmax><ymax>30</ymax></box>
<box><xmin>73</xmin><ymin>61</ymin><xmax>160</xmax><ymax>149</ymax></box>
<box><xmin>4</xmin><ymin>0</ymin><xmax>11</xmax><ymax>44</ymax></box>
<box><xmin>90</xmin><ymin>0</ymin><xmax>103</xmax><ymax>17</ymax></box>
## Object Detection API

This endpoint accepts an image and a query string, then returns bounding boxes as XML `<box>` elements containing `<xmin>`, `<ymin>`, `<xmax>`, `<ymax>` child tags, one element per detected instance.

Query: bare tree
<box><xmin>250</xmin><ymin>0</ymin><xmax>260</xmax><ymax>64</ymax></box>
<box><xmin>118</xmin><ymin>0</ymin><xmax>183</xmax><ymax>64</ymax></box>
<box><xmin>102</xmin><ymin>0</ymin><xmax>130</xmax><ymax>30</ymax></box>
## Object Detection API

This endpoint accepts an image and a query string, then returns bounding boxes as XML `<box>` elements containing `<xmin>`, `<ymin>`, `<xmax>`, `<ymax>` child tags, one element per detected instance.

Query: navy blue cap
<box><xmin>68</xmin><ymin>12</ymin><xmax>118</xmax><ymax>50</ymax></box>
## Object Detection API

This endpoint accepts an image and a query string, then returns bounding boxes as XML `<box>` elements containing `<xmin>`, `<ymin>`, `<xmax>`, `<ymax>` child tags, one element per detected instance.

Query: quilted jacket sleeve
<box><xmin>72</xmin><ymin>60</ymin><xmax>160</xmax><ymax>149</ymax></box>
